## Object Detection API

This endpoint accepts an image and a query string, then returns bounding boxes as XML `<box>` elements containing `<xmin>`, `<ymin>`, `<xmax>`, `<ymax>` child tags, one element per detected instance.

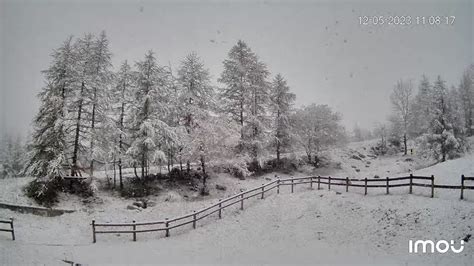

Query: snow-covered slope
<box><xmin>1</xmin><ymin>150</ymin><xmax>473</xmax><ymax>265</ymax></box>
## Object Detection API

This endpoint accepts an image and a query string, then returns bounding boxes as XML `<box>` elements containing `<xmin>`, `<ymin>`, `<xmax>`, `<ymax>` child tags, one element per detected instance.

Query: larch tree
<box><xmin>219</xmin><ymin>40</ymin><xmax>270</xmax><ymax>166</ymax></box>
<box><xmin>69</xmin><ymin>33</ymin><xmax>95</xmax><ymax>176</ymax></box>
<box><xmin>421</xmin><ymin>75</ymin><xmax>464</xmax><ymax>162</ymax></box>
<box><xmin>87</xmin><ymin>31</ymin><xmax>113</xmax><ymax>176</ymax></box>
<box><xmin>176</xmin><ymin>52</ymin><xmax>214</xmax><ymax>174</ymax></box>
<box><xmin>412</xmin><ymin>75</ymin><xmax>432</xmax><ymax>136</ymax></box>
<box><xmin>390</xmin><ymin>79</ymin><xmax>414</xmax><ymax>155</ymax></box>
<box><xmin>111</xmin><ymin>60</ymin><xmax>134</xmax><ymax>189</ymax></box>
<box><xmin>269</xmin><ymin>74</ymin><xmax>295</xmax><ymax>163</ymax></box>
<box><xmin>24</xmin><ymin>36</ymin><xmax>76</xmax><ymax>179</ymax></box>
<box><xmin>458</xmin><ymin>66</ymin><xmax>474</xmax><ymax>136</ymax></box>
<box><xmin>127</xmin><ymin>50</ymin><xmax>173</xmax><ymax>178</ymax></box>
<box><xmin>219</xmin><ymin>40</ymin><xmax>256</xmax><ymax>139</ymax></box>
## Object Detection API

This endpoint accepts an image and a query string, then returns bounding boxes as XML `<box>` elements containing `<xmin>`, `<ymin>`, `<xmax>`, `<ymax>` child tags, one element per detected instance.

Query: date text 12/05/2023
<box><xmin>358</xmin><ymin>16</ymin><xmax>455</xmax><ymax>26</ymax></box>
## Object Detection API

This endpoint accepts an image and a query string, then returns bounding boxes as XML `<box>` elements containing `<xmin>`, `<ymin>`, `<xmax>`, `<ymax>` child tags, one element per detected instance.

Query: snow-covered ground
<box><xmin>1</xmin><ymin>141</ymin><xmax>473</xmax><ymax>265</ymax></box>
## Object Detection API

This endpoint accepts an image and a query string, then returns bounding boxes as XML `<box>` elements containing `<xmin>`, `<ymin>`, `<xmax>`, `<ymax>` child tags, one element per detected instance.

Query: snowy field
<box><xmin>0</xmin><ymin>141</ymin><xmax>473</xmax><ymax>265</ymax></box>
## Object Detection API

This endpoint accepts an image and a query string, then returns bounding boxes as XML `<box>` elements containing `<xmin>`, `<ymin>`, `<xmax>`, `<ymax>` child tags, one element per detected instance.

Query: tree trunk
<box><xmin>403</xmin><ymin>134</ymin><xmax>408</xmax><ymax>155</ymax></box>
<box><xmin>133</xmin><ymin>162</ymin><xmax>138</xmax><ymax>178</ymax></box>
<box><xmin>141</xmin><ymin>152</ymin><xmax>146</xmax><ymax>178</ymax></box>
<box><xmin>71</xmin><ymin>82</ymin><xmax>85</xmax><ymax>176</ymax></box>
<box><xmin>276</xmin><ymin>140</ymin><xmax>281</xmax><ymax>163</ymax></box>
<box><xmin>113</xmin><ymin>158</ymin><xmax>116</xmax><ymax>188</ymax></box>
<box><xmin>90</xmin><ymin>88</ymin><xmax>97</xmax><ymax>177</ymax></box>
<box><xmin>119</xmin><ymin>159</ymin><xmax>123</xmax><ymax>190</ymax></box>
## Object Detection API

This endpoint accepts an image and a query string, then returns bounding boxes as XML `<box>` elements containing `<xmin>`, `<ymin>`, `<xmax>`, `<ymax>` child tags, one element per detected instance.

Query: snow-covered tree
<box><xmin>374</xmin><ymin>123</ymin><xmax>388</xmax><ymax>155</ymax></box>
<box><xmin>1</xmin><ymin>134</ymin><xmax>25</xmax><ymax>178</ymax></box>
<box><xmin>68</xmin><ymin>33</ymin><xmax>96</xmax><ymax>177</ymax></box>
<box><xmin>108</xmin><ymin>60</ymin><xmax>135</xmax><ymax>188</ymax></box>
<box><xmin>24</xmin><ymin>36</ymin><xmax>75</xmax><ymax>179</ymax></box>
<box><xmin>390</xmin><ymin>79</ymin><xmax>414</xmax><ymax>155</ymax></box>
<box><xmin>411</xmin><ymin>75</ymin><xmax>432</xmax><ymax>136</ymax></box>
<box><xmin>87</xmin><ymin>31</ymin><xmax>113</xmax><ymax>176</ymax></box>
<box><xmin>219</xmin><ymin>40</ymin><xmax>270</xmax><ymax>165</ymax></box>
<box><xmin>127</xmin><ymin>50</ymin><xmax>174</xmax><ymax>178</ymax></box>
<box><xmin>176</xmin><ymin>52</ymin><xmax>214</xmax><ymax>173</ymax></box>
<box><xmin>458</xmin><ymin>66</ymin><xmax>474</xmax><ymax>136</ymax></box>
<box><xmin>269</xmin><ymin>74</ymin><xmax>295</xmax><ymax>162</ymax></box>
<box><xmin>292</xmin><ymin>104</ymin><xmax>345</xmax><ymax>165</ymax></box>
<box><xmin>420</xmin><ymin>75</ymin><xmax>465</xmax><ymax>162</ymax></box>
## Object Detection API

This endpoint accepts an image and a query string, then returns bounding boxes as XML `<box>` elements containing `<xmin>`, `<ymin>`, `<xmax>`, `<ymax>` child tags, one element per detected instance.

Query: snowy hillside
<box><xmin>1</xmin><ymin>145</ymin><xmax>473</xmax><ymax>265</ymax></box>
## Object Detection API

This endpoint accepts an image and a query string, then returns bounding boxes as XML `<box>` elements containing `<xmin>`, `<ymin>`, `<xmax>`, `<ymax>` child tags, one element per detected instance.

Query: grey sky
<box><xmin>0</xmin><ymin>0</ymin><xmax>472</xmax><ymax>138</ymax></box>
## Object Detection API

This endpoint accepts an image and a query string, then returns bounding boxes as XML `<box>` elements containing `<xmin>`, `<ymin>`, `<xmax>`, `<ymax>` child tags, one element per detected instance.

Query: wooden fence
<box><xmin>0</xmin><ymin>218</ymin><xmax>15</xmax><ymax>240</ymax></box>
<box><xmin>92</xmin><ymin>174</ymin><xmax>474</xmax><ymax>243</ymax></box>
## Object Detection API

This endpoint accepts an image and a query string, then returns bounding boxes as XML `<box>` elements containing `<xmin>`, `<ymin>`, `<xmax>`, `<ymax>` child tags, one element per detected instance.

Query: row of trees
<box><xmin>24</xmin><ymin>32</ymin><xmax>346</xmax><ymax>191</ymax></box>
<box><xmin>387</xmin><ymin>66</ymin><xmax>473</xmax><ymax>161</ymax></box>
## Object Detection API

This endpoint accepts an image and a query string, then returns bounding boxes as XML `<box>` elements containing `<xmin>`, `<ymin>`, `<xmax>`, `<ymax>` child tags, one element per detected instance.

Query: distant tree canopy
<box><xmin>386</xmin><ymin>68</ymin><xmax>473</xmax><ymax>162</ymax></box>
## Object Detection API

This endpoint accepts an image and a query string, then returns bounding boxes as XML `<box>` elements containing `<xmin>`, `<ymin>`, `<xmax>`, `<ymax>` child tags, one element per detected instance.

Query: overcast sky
<box><xmin>0</xmin><ymin>0</ymin><xmax>472</xmax><ymax>138</ymax></box>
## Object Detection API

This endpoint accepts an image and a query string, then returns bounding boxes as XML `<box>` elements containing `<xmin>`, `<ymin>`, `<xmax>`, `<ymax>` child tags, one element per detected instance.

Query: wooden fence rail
<box><xmin>92</xmin><ymin>174</ymin><xmax>474</xmax><ymax>243</ymax></box>
<box><xmin>0</xmin><ymin>218</ymin><xmax>15</xmax><ymax>240</ymax></box>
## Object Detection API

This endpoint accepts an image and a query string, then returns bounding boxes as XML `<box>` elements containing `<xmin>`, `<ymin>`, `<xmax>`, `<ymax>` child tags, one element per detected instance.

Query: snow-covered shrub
<box><xmin>120</xmin><ymin>176</ymin><xmax>159</xmax><ymax>198</ymax></box>
<box><xmin>24</xmin><ymin>177</ymin><xmax>62</xmax><ymax>206</ymax></box>
<box><xmin>262</xmin><ymin>157</ymin><xmax>299</xmax><ymax>174</ymax></box>
<box><xmin>210</xmin><ymin>156</ymin><xmax>251</xmax><ymax>179</ymax></box>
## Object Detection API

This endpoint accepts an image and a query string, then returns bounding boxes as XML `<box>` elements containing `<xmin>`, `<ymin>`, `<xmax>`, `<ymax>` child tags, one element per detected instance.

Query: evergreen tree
<box><xmin>24</xmin><ymin>37</ymin><xmax>75</xmax><ymax>179</ymax></box>
<box><xmin>127</xmin><ymin>50</ymin><xmax>174</xmax><ymax>178</ymax></box>
<box><xmin>87</xmin><ymin>31</ymin><xmax>113</xmax><ymax>176</ymax></box>
<box><xmin>219</xmin><ymin>40</ymin><xmax>270</xmax><ymax>165</ymax></box>
<box><xmin>110</xmin><ymin>60</ymin><xmax>134</xmax><ymax>188</ymax></box>
<box><xmin>412</xmin><ymin>75</ymin><xmax>432</xmax><ymax>136</ymax></box>
<box><xmin>269</xmin><ymin>74</ymin><xmax>295</xmax><ymax>162</ymax></box>
<box><xmin>69</xmin><ymin>33</ymin><xmax>95</xmax><ymax>176</ymax></box>
<box><xmin>176</xmin><ymin>52</ymin><xmax>214</xmax><ymax>173</ymax></box>
<box><xmin>458</xmin><ymin>66</ymin><xmax>474</xmax><ymax>136</ymax></box>
<box><xmin>421</xmin><ymin>75</ymin><xmax>465</xmax><ymax>161</ymax></box>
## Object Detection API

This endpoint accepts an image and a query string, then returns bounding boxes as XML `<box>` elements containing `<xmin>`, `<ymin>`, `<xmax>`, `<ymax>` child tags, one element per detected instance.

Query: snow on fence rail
<box><xmin>91</xmin><ymin>174</ymin><xmax>474</xmax><ymax>243</ymax></box>
<box><xmin>0</xmin><ymin>218</ymin><xmax>15</xmax><ymax>240</ymax></box>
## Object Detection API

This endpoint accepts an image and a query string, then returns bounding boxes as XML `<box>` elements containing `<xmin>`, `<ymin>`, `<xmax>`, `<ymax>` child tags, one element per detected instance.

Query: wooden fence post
<box><xmin>240</xmin><ymin>194</ymin><xmax>244</xmax><ymax>210</ymax></box>
<box><xmin>291</xmin><ymin>178</ymin><xmax>294</xmax><ymax>193</ymax></box>
<box><xmin>132</xmin><ymin>220</ymin><xmax>136</xmax><ymax>241</ymax></box>
<box><xmin>261</xmin><ymin>184</ymin><xmax>265</xmax><ymax>199</ymax></box>
<box><xmin>460</xmin><ymin>175</ymin><xmax>464</xmax><ymax>200</ymax></box>
<box><xmin>328</xmin><ymin>176</ymin><xmax>331</xmax><ymax>190</ymax></box>
<box><xmin>409</xmin><ymin>174</ymin><xmax>413</xmax><ymax>194</ymax></box>
<box><xmin>386</xmin><ymin>177</ymin><xmax>389</xmax><ymax>194</ymax></box>
<box><xmin>310</xmin><ymin>177</ymin><xmax>313</xmax><ymax>189</ymax></box>
<box><xmin>431</xmin><ymin>175</ymin><xmax>434</xmax><ymax>198</ymax></box>
<box><xmin>218</xmin><ymin>200</ymin><xmax>222</xmax><ymax>219</ymax></box>
<box><xmin>364</xmin><ymin>178</ymin><xmax>367</xmax><ymax>195</ymax></box>
<box><xmin>92</xmin><ymin>220</ymin><xmax>96</xmax><ymax>243</ymax></box>
<box><xmin>277</xmin><ymin>179</ymin><xmax>280</xmax><ymax>194</ymax></box>
<box><xmin>165</xmin><ymin>218</ymin><xmax>170</xmax><ymax>237</ymax></box>
<box><xmin>317</xmin><ymin>176</ymin><xmax>321</xmax><ymax>190</ymax></box>
<box><xmin>10</xmin><ymin>218</ymin><xmax>14</xmax><ymax>241</ymax></box>
<box><xmin>346</xmin><ymin>177</ymin><xmax>349</xmax><ymax>192</ymax></box>
<box><xmin>193</xmin><ymin>211</ymin><xmax>196</xmax><ymax>229</ymax></box>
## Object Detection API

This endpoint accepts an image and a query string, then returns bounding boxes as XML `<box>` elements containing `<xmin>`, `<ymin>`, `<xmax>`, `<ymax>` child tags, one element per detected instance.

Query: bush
<box><xmin>25</xmin><ymin>177</ymin><xmax>94</xmax><ymax>206</ymax></box>
<box><xmin>262</xmin><ymin>157</ymin><xmax>300</xmax><ymax>173</ymax></box>
<box><xmin>25</xmin><ymin>177</ymin><xmax>62</xmax><ymax>207</ymax></box>
<box><xmin>211</xmin><ymin>159</ymin><xmax>250</xmax><ymax>179</ymax></box>
<box><xmin>120</xmin><ymin>177</ymin><xmax>155</xmax><ymax>198</ymax></box>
